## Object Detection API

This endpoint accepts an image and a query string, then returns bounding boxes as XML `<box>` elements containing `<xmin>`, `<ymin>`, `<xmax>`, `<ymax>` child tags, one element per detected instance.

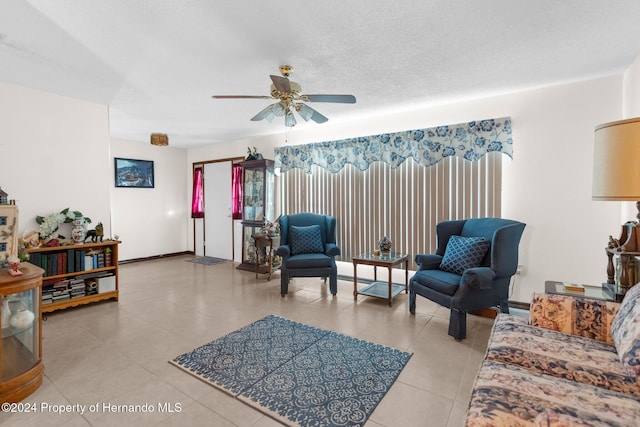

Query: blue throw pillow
<box><xmin>290</xmin><ymin>225</ymin><xmax>324</xmax><ymax>255</ymax></box>
<box><xmin>439</xmin><ymin>235</ymin><xmax>490</xmax><ymax>275</ymax></box>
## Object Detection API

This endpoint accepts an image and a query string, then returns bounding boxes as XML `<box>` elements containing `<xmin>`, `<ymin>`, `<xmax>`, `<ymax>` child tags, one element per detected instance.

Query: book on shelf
<box><xmin>32</xmin><ymin>247</ymin><xmax>108</xmax><ymax>276</ymax></box>
<box><xmin>105</xmin><ymin>248</ymin><xmax>112</xmax><ymax>267</ymax></box>
<box><xmin>563</xmin><ymin>282</ymin><xmax>585</xmax><ymax>292</ymax></box>
<box><xmin>74</xmin><ymin>271</ymin><xmax>112</xmax><ymax>280</ymax></box>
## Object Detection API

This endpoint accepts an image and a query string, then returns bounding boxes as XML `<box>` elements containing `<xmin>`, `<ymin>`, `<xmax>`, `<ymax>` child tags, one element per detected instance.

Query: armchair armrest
<box><xmin>529</xmin><ymin>292</ymin><xmax>620</xmax><ymax>344</ymax></box>
<box><xmin>461</xmin><ymin>267</ymin><xmax>496</xmax><ymax>289</ymax></box>
<box><xmin>325</xmin><ymin>243</ymin><xmax>340</xmax><ymax>257</ymax></box>
<box><xmin>415</xmin><ymin>254</ymin><xmax>443</xmax><ymax>270</ymax></box>
<box><xmin>276</xmin><ymin>244</ymin><xmax>291</xmax><ymax>259</ymax></box>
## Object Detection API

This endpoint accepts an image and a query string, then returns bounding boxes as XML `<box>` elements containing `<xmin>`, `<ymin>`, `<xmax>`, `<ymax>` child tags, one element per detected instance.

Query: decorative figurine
<box><xmin>7</xmin><ymin>255</ymin><xmax>22</xmax><ymax>276</ymax></box>
<box><xmin>85</xmin><ymin>223</ymin><xmax>104</xmax><ymax>242</ymax></box>
<box><xmin>379</xmin><ymin>236</ymin><xmax>393</xmax><ymax>254</ymax></box>
<box><xmin>245</xmin><ymin>147</ymin><xmax>264</xmax><ymax>161</ymax></box>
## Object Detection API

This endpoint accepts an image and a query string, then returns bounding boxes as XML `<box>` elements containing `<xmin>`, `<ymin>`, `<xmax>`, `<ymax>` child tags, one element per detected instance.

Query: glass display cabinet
<box><xmin>237</xmin><ymin>159</ymin><xmax>276</xmax><ymax>271</ymax></box>
<box><xmin>0</xmin><ymin>262</ymin><xmax>44</xmax><ymax>403</ymax></box>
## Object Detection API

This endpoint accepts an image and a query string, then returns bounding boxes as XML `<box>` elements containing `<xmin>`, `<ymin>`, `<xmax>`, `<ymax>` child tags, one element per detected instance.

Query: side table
<box><xmin>352</xmin><ymin>252</ymin><xmax>408</xmax><ymax>306</ymax></box>
<box><xmin>251</xmin><ymin>233</ymin><xmax>280</xmax><ymax>281</ymax></box>
<box><xmin>544</xmin><ymin>280</ymin><xmax>619</xmax><ymax>302</ymax></box>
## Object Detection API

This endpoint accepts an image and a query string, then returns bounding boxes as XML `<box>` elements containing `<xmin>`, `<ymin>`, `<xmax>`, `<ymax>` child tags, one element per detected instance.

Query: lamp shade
<box><xmin>592</xmin><ymin>117</ymin><xmax>640</xmax><ymax>201</ymax></box>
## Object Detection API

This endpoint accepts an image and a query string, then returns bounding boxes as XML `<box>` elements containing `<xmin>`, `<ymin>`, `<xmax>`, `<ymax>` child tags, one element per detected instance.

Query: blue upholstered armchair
<box><xmin>409</xmin><ymin>218</ymin><xmax>525</xmax><ymax>340</ymax></box>
<box><xmin>276</xmin><ymin>213</ymin><xmax>341</xmax><ymax>296</ymax></box>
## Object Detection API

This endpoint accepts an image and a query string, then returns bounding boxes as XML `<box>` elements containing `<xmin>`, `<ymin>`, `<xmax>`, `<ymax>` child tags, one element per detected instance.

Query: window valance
<box><xmin>274</xmin><ymin>116</ymin><xmax>512</xmax><ymax>174</ymax></box>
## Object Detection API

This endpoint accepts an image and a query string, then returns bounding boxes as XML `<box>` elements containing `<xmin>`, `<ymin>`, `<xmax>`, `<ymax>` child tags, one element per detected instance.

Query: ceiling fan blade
<box><xmin>304</xmin><ymin>94</ymin><xmax>356</xmax><ymax>104</ymax></box>
<box><xmin>250</xmin><ymin>104</ymin><xmax>274</xmax><ymax>122</ymax></box>
<box><xmin>309</xmin><ymin>109</ymin><xmax>329</xmax><ymax>124</ymax></box>
<box><xmin>270</xmin><ymin>75</ymin><xmax>291</xmax><ymax>93</ymax></box>
<box><xmin>212</xmin><ymin>95</ymin><xmax>272</xmax><ymax>100</ymax></box>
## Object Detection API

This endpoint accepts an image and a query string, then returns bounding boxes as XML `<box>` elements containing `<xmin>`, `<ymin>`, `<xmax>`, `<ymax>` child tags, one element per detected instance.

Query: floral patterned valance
<box><xmin>274</xmin><ymin>117</ymin><xmax>512</xmax><ymax>174</ymax></box>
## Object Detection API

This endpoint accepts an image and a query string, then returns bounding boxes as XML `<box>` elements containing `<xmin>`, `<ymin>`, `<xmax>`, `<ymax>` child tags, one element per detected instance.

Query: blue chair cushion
<box><xmin>439</xmin><ymin>235</ymin><xmax>490</xmax><ymax>275</ymax></box>
<box><xmin>290</xmin><ymin>225</ymin><xmax>324</xmax><ymax>255</ymax></box>
<box><xmin>412</xmin><ymin>269</ymin><xmax>462</xmax><ymax>296</ymax></box>
<box><xmin>286</xmin><ymin>253</ymin><xmax>333</xmax><ymax>269</ymax></box>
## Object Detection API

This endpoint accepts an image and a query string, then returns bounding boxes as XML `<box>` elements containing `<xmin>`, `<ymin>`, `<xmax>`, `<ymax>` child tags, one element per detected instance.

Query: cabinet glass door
<box><xmin>264</xmin><ymin>166</ymin><xmax>275</xmax><ymax>222</ymax></box>
<box><xmin>1</xmin><ymin>289</ymin><xmax>39</xmax><ymax>380</ymax></box>
<box><xmin>243</xmin><ymin>168</ymin><xmax>265</xmax><ymax>222</ymax></box>
<box><xmin>242</xmin><ymin>225</ymin><xmax>261</xmax><ymax>266</ymax></box>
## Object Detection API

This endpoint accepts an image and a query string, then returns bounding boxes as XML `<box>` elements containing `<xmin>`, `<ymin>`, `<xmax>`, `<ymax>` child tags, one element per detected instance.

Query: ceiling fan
<box><xmin>212</xmin><ymin>65</ymin><xmax>356</xmax><ymax>127</ymax></box>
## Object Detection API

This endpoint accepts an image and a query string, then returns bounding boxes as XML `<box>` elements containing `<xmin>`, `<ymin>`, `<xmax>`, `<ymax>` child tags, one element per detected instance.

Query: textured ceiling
<box><xmin>2</xmin><ymin>0</ymin><xmax>640</xmax><ymax>148</ymax></box>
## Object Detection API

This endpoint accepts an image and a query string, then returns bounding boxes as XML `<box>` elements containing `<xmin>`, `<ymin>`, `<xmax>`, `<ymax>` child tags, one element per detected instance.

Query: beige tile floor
<box><xmin>0</xmin><ymin>255</ymin><xmax>498</xmax><ymax>427</ymax></box>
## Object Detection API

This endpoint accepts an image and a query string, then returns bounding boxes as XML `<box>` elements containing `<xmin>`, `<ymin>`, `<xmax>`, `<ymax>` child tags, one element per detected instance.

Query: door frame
<box><xmin>192</xmin><ymin>157</ymin><xmax>244</xmax><ymax>258</ymax></box>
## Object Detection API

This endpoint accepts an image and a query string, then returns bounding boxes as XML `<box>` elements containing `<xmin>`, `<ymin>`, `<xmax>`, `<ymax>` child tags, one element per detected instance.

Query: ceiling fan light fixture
<box><xmin>251</xmin><ymin>104</ymin><xmax>275</xmax><ymax>122</ymax></box>
<box><xmin>285</xmin><ymin>109</ymin><xmax>297</xmax><ymax>127</ymax></box>
<box><xmin>296</xmin><ymin>103</ymin><xmax>314</xmax><ymax>121</ymax></box>
<box><xmin>274</xmin><ymin>102</ymin><xmax>286</xmax><ymax>117</ymax></box>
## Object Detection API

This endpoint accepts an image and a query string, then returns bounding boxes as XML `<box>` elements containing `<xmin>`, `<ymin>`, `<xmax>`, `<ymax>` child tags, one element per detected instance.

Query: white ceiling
<box><xmin>2</xmin><ymin>1</ymin><xmax>640</xmax><ymax>149</ymax></box>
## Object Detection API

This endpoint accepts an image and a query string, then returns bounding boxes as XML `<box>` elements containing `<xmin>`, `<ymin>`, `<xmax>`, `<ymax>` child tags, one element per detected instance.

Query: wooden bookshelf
<box><xmin>26</xmin><ymin>240</ymin><xmax>120</xmax><ymax>314</ymax></box>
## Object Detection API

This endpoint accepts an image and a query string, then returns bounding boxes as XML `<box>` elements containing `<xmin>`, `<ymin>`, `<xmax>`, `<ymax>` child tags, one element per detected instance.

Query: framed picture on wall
<box><xmin>114</xmin><ymin>158</ymin><xmax>154</xmax><ymax>188</ymax></box>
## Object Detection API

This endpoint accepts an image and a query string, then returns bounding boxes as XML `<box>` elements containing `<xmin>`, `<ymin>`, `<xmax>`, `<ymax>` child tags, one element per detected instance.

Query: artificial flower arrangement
<box><xmin>33</xmin><ymin>208</ymin><xmax>92</xmax><ymax>245</ymax></box>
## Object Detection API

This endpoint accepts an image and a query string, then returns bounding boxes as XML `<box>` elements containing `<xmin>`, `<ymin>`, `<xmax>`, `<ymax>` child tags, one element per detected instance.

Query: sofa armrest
<box><xmin>414</xmin><ymin>254</ymin><xmax>443</xmax><ymax>270</ymax></box>
<box><xmin>529</xmin><ymin>292</ymin><xmax>620</xmax><ymax>344</ymax></box>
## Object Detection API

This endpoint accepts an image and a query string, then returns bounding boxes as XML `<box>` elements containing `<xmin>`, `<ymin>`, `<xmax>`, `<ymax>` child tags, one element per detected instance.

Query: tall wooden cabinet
<box><xmin>0</xmin><ymin>263</ymin><xmax>44</xmax><ymax>403</ymax></box>
<box><xmin>237</xmin><ymin>159</ymin><xmax>276</xmax><ymax>271</ymax></box>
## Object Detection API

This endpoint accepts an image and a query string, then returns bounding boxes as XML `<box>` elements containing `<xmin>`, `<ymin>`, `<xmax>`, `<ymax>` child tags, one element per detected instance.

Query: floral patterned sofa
<box><xmin>466</xmin><ymin>285</ymin><xmax>640</xmax><ymax>426</ymax></box>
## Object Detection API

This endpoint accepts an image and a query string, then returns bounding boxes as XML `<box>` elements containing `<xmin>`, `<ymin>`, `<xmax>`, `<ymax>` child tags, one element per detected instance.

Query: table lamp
<box><xmin>593</xmin><ymin>117</ymin><xmax>640</xmax><ymax>291</ymax></box>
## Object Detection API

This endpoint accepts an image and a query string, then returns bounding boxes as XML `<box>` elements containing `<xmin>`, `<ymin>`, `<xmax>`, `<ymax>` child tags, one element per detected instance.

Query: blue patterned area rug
<box><xmin>184</xmin><ymin>256</ymin><xmax>231</xmax><ymax>266</ymax></box>
<box><xmin>169</xmin><ymin>315</ymin><xmax>412</xmax><ymax>427</ymax></box>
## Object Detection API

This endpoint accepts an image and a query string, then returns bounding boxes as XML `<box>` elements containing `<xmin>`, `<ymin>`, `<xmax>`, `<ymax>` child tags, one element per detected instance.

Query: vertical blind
<box><xmin>279</xmin><ymin>152</ymin><xmax>502</xmax><ymax>269</ymax></box>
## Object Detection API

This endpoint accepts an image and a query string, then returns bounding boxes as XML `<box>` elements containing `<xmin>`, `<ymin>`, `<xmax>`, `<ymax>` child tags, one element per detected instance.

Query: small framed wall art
<box><xmin>114</xmin><ymin>158</ymin><xmax>154</xmax><ymax>188</ymax></box>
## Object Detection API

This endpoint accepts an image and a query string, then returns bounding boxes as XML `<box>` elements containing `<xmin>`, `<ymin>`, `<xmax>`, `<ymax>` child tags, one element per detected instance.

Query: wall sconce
<box><xmin>150</xmin><ymin>133</ymin><xmax>168</xmax><ymax>146</ymax></box>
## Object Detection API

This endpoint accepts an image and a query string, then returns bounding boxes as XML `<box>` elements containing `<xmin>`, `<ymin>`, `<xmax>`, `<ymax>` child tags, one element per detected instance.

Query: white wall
<box><xmin>0</xmin><ymin>82</ymin><xmax>112</xmax><ymax>240</ymax></box>
<box><xmin>0</xmin><ymin>81</ymin><xmax>189</xmax><ymax>263</ymax></box>
<box><xmin>619</xmin><ymin>54</ymin><xmax>640</xmax><ymax>223</ymax></box>
<box><xmin>3</xmin><ymin>64</ymin><xmax>634</xmax><ymax>302</ymax></box>
<box><xmin>623</xmin><ymin>54</ymin><xmax>640</xmax><ymax>117</ymax></box>
<box><xmin>110</xmin><ymin>138</ymin><xmax>189</xmax><ymax>260</ymax></box>
<box><xmin>189</xmin><ymin>76</ymin><xmax>625</xmax><ymax>303</ymax></box>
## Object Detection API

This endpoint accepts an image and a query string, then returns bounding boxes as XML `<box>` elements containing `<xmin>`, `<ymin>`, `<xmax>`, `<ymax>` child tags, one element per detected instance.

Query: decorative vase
<box><xmin>10</xmin><ymin>308</ymin><xmax>35</xmax><ymax>329</ymax></box>
<box><xmin>1</xmin><ymin>298</ymin><xmax>11</xmax><ymax>329</ymax></box>
<box><xmin>71</xmin><ymin>219</ymin><xmax>85</xmax><ymax>244</ymax></box>
<box><xmin>379</xmin><ymin>236</ymin><xmax>392</xmax><ymax>255</ymax></box>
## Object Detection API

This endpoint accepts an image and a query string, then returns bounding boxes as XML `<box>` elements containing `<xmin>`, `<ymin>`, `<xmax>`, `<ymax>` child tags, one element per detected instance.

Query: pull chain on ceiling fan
<box><xmin>212</xmin><ymin>65</ymin><xmax>356</xmax><ymax>127</ymax></box>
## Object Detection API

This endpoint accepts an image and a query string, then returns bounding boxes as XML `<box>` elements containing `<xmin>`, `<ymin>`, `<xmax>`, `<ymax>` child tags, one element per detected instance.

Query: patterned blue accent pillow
<box><xmin>611</xmin><ymin>283</ymin><xmax>640</xmax><ymax>383</ymax></box>
<box><xmin>290</xmin><ymin>225</ymin><xmax>324</xmax><ymax>255</ymax></box>
<box><xmin>439</xmin><ymin>235</ymin><xmax>490</xmax><ymax>275</ymax></box>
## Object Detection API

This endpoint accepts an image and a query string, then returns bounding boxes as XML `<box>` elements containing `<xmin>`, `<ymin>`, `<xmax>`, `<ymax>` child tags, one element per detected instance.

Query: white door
<box><xmin>194</xmin><ymin>218</ymin><xmax>204</xmax><ymax>256</ymax></box>
<box><xmin>204</xmin><ymin>161</ymin><xmax>233</xmax><ymax>259</ymax></box>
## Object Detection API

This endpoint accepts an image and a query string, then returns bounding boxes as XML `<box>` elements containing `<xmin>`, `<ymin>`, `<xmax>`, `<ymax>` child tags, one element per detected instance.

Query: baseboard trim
<box><xmin>120</xmin><ymin>251</ymin><xmax>193</xmax><ymax>265</ymax></box>
<box><xmin>508</xmin><ymin>300</ymin><xmax>530</xmax><ymax>311</ymax></box>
